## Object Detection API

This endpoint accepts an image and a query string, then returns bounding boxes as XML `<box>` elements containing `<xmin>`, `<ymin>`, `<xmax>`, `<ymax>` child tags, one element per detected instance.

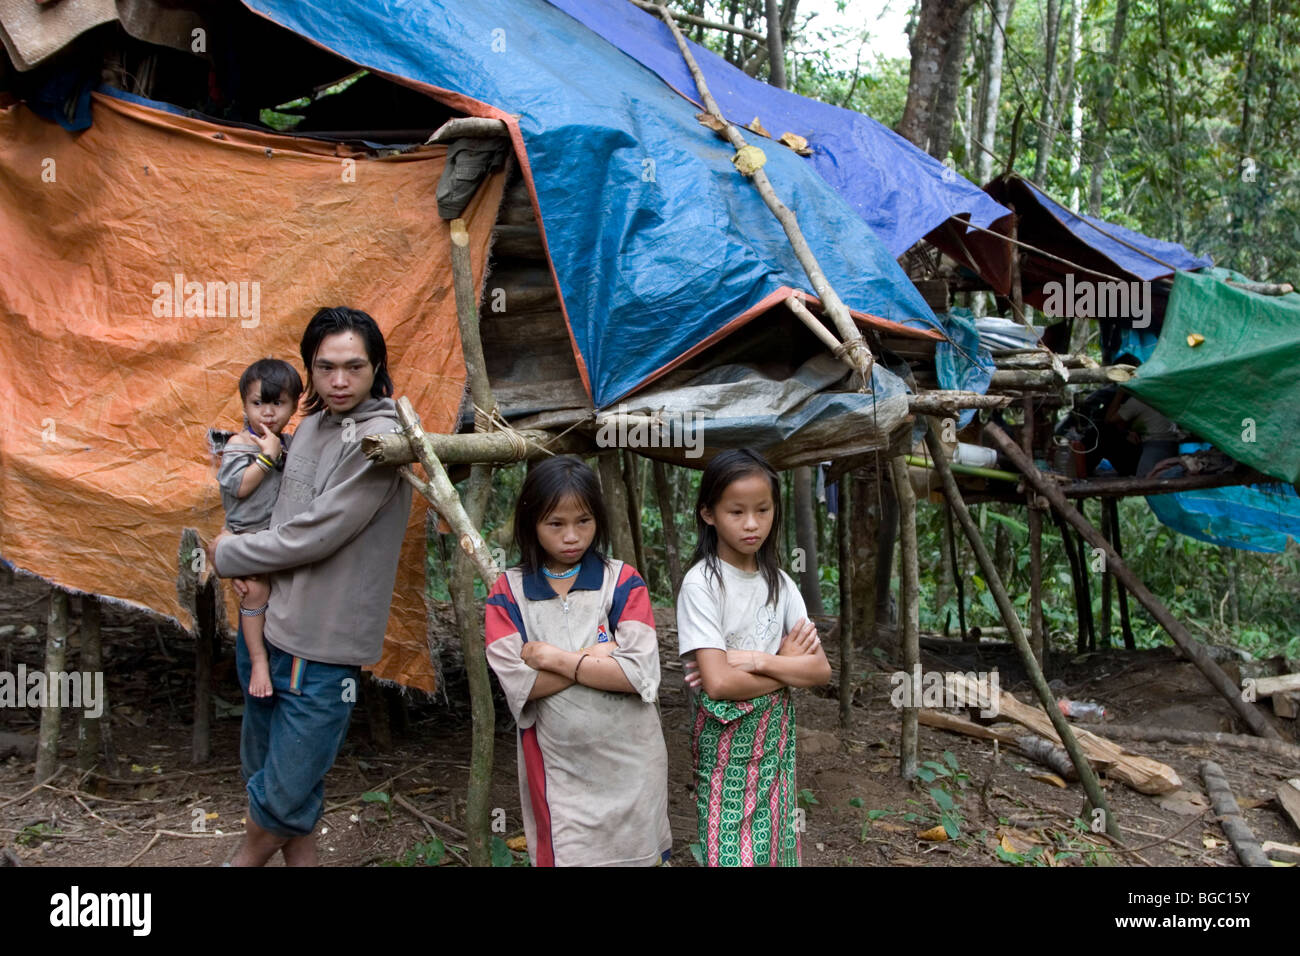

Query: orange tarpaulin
<box><xmin>0</xmin><ymin>92</ymin><xmax>505</xmax><ymax>692</ymax></box>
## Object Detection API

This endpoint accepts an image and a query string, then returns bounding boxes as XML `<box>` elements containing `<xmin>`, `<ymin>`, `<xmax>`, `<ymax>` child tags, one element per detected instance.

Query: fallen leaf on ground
<box><xmin>505</xmin><ymin>835</ymin><xmax>527</xmax><ymax>852</ymax></box>
<box><xmin>918</xmin><ymin>825</ymin><xmax>948</xmax><ymax>842</ymax></box>
<box><xmin>1028</xmin><ymin>772</ymin><xmax>1067</xmax><ymax>788</ymax></box>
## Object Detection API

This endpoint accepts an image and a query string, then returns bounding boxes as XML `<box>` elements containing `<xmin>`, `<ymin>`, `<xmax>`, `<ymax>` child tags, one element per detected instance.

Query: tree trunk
<box><xmin>926</xmin><ymin>3</ymin><xmax>972</xmax><ymax>160</ymax></box>
<box><xmin>975</xmin><ymin>0</ymin><xmax>1015</xmax><ymax>184</ymax></box>
<box><xmin>35</xmin><ymin>590</ymin><xmax>69</xmax><ymax>783</ymax></box>
<box><xmin>652</xmin><ymin>460</ymin><xmax>684</xmax><ymax>598</ymax></box>
<box><xmin>621</xmin><ymin>450</ymin><xmax>648</xmax><ymax>577</ymax></box>
<box><xmin>598</xmin><ymin>452</ymin><xmax>637</xmax><ymax>565</ymax></box>
<box><xmin>849</xmin><ymin>467</ymin><xmax>881</xmax><ymax>648</ymax></box>
<box><xmin>890</xmin><ymin>457</ymin><xmax>920</xmax><ymax>780</ymax></box>
<box><xmin>1033</xmin><ymin>0</ymin><xmax>1063</xmax><ymax>183</ymax></box>
<box><xmin>1087</xmin><ymin>0</ymin><xmax>1130</xmax><ymax>214</ymax></box>
<box><xmin>1064</xmin><ymin>0</ymin><xmax>1084</xmax><ymax>211</ymax></box>
<box><xmin>77</xmin><ymin>597</ymin><xmax>103</xmax><ymax>772</ymax></box>
<box><xmin>764</xmin><ymin>0</ymin><xmax>786</xmax><ymax>89</ymax></box>
<box><xmin>191</xmin><ymin>574</ymin><xmax>216</xmax><ymax>765</ymax></box>
<box><xmin>898</xmin><ymin>0</ymin><xmax>979</xmax><ymax>149</ymax></box>
<box><xmin>793</xmin><ymin>465</ymin><xmax>823</xmax><ymax>613</ymax></box>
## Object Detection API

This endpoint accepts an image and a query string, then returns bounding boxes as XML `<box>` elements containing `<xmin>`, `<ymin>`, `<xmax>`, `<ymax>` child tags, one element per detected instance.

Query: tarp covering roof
<box><xmin>1148</xmin><ymin>478</ymin><xmax>1300</xmax><ymax>553</ymax></box>
<box><xmin>547</xmin><ymin>0</ymin><xmax>1011</xmax><ymax>258</ymax></box>
<box><xmin>1127</xmin><ymin>268</ymin><xmax>1300</xmax><ymax>484</ymax></box>
<box><xmin>0</xmin><ymin>90</ymin><xmax>502</xmax><ymax>692</ymax></box>
<box><xmin>243</xmin><ymin>0</ymin><xmax>982</xmax><ymax>408</ymax></box>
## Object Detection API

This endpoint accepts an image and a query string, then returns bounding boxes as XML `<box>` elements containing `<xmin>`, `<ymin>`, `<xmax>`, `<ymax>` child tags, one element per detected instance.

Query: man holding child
<box><xmin>207</xmin><ymin>306</ymin><xmax>412</xmax><ymax>866</ymax></box>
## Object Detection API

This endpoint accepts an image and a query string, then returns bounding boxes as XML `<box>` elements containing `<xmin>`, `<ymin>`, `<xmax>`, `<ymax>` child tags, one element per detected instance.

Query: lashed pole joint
<box><xmin>651</xmin><ymin>3</ymin><xmax>875</xmax><ymax>391</ymax></box>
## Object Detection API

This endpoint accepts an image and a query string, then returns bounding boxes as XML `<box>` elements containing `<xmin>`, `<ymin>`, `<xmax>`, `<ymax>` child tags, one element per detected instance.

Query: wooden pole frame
<box><xmin>986</xmin><ymin>424</ymin><xmax>1283</xmax><ymax>740</ymax></box>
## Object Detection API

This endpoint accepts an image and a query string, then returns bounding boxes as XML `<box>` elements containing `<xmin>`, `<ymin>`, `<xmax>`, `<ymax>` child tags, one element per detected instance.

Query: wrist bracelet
<box><xmin>253</xmin><ymin>457</ymin><xmax>271</xmax><ymax>473</ymax></box>
<box><xmin>256</xmin><ymin>454</ymin><xmax>275</xmax><ymax>470</ymax></box>
<box><xmin>574</xmin><ymin>653</ymin><xmax>589</xmax><ymax>682</ymax></box>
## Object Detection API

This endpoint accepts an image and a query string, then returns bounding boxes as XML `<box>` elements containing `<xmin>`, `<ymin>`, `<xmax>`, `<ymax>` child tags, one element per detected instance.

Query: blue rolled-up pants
<box><xmin>236</xmin><ymin>622</ymin><xmax>359</xmax><ymax>838</ymax></box>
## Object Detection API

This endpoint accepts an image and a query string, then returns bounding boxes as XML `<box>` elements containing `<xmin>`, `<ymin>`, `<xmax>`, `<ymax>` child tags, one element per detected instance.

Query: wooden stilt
<box><xmin>651</xmin><ymin>460</ymin><xmax>684</xmax><ymax>597</ymax></box>
<box><xmin>35</xmin><ymin>590</ymin><xmax>69</xmax><ymax>783</ymax></box>
<box><xmin>1022</xmin><ymin>398</ymin><xmax>1045</xmax><ymax>669</ymax></box>
<box><xmin>987</xmin><ymin>425</ymin><xmax>1283</xmax><ymax>740</ymax></box>
<box><xmin>1104</xmin><ymin>498</ymin><xmax>1135</xmax><ymax>649</ymax></box>
<box><xmin>890</xmin><ymin>456</ymin><xmax>920</xmax><ymax>780</ymax></box>
<box><xmin>837</xmin><ymin>472</ymin><xmax>854</xmax><ymax>730</ymax></box>
<box><xmin>1051</xmin><ymin>510</ymin><xmax>1088</xmax><ymax>654</ymax></box>
<box><xmin>923</xmin><ymin>421</ymin><xmax>1121</xmax><ymax>837</ymax></box>
<box><xmin>1100</xmin><ymin>500</ymin><xmax>1114</xmax><ymax>648</ymax></box>
<box><xmin>597</xmin><ymin>452</ymin><xmax>637</xmax><ymax>565</ymax></box>
<box><xmin>77</xmin><ymin>597</ymin><xmax>103</xmax><ymax>772</ymax></box>
<box><xmin>793</xmin><ymin>465</ymin><xmax>823</xmax><ymax>613</ymax></box>
<box><xmin>1074</xmin><ymin>519</ymin><xmax>1096</xmax><ymax>651</ymax></box>
<box><xmin>621</xmin><ymin>450</ymin><xmax>648</xmax><ymax>576</ymax></box>
<box><xmin>943</xmin><ymin>503</ymin><xmax>970</xmax><ymax>642</ymax></box>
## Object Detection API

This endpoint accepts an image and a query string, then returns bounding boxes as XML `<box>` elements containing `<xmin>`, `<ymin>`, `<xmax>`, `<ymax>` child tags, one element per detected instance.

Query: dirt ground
<box><xmin>1</xmin><ymin>571</ymin><xmax>1297</xmax><ymax>867</ymax></box>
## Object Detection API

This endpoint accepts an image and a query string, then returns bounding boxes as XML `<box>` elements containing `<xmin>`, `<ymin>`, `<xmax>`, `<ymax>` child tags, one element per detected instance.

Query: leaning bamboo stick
<box><xmin>651</xmin><ymin>4</ymin><xmax>874</xmax><ymax>389</ymax></box>
<box><xmin>922</xmin><ymin>418</ymin><xmax>1120</xmax><ymax>838</ymax></box>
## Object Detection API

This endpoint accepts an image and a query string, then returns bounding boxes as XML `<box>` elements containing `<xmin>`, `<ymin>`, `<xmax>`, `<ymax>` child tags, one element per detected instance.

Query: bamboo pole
<box><xmin>446</xmin><ymin>216</ymin><xmax>501</xmax><ymax>868</ymax></box>
<box><xmin>890</xmin><ymin>457</ymin><xmax>920</xmax><ymax>780</ymax></box>
<box><xmin>651</xmin><ymin>460</ymin><xmax>684</xmax><ymax>597</ymax></box>
<box><xmin>35</xmin><ymin>590</ymin><xmax>69</xmax><ymax>783</ymax></box>
<box><xmin>986</xmin><ymin>424</ymin><xmax>1284</xmax><ymax>740</ymax></box>
<box><xmin>943</xmin><ymin>502</ymin><xmax>969</xmax><ymax>643</ymax></box>
<box><xmin>989</xmin><ymin>365</ymin><xmax>1134</xmax><ymax>388</ymax></box>
<box><xmin>1106</xmin><ymin>497</ymin><xmax>1135</xmax><ymax>649</ymax></box>
<box><xmin>922</xmin><ymin>420</ymin><xmax>1120</xmax><ymax>837</ymax></box>
<box><xmin>837</xmin><ymin>472</ymin><xmax>853</xmax><ymax>730</ymax></box>
<box><xmin>651</xmin><ymin>3</ymin><xmax>875</xmax><ymax>389</ymax></box>
<box><xmin>907</xmin><ymin>392</ymin><xmax>1012</xmax><ymax>415</ymax></box>
<box><xmin>1023</xmin><ymin>397</ymin><xmax>1045</xmax><ymax>668</ymax></box>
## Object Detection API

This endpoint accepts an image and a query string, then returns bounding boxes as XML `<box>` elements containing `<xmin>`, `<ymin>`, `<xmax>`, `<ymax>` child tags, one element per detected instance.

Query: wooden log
<box><xmin>1278</xmin><ymin>779</ymin><xmax>1300</xmax><ymax>835</ymax></box>
<box><xmin>1015</xmin><ymin>735</ymin><xmax>1079</xmax><ymax>781</ymax></box>
<box><xmin>837</xmin><ymin>471</ymin><xmax>853</xmax><ymax>731</ymax></box>
<box><xmin>1262</xmin><ymin>841</ymin><xmax>1300</xmax><ymax>864</ymax></box>
<box><xmin>492</xmin><ymin>379</ymin><xmax>592</xmax><ymax>417</ymax></box>
<box><xmin>451</xmin><ymin>217</ymin><xmax>499</xmax><ymax>423</ymax></box>
<box><xmin>77</xmin><ymin>597</ymin><xmax>103</xmax><ymax>772</ymax></box>
<box><xmin>363</xmin><ymin>427</ymin><xmax>590</xmax><ymax>466</ymax></box>
<box><xmin>907</xmin><ymin>392</ymin><xmax>1012</xmax><ymax>415</ymax></box>
<box><xmin>994</xmin><ymin>352</ymin><xmax>1098</xmax><ymax>370</ymax></box>
<box><xmin>1274</xmin><ymin>693</ymin><xmax>1298</xmax><ymax>719</ymax></box>
<box><xmin>1074</xmin><ymin>723</ymin><xmax>1300</xmax><ymax>762</ymax></box>
<box><xmin>1225</xmin><ymin>279</ymin><xmax>1294</xmax><ymax>296</ymax></box>
<box><xmin>1057</xmin><ymin>470</ymin><xmax>1260</xmax><ymax>499</ymax></box>
<box><xmin>1200</xmin><ymin>760</ymin><xmax>1271</xmax><ymax>867</ymax></box>
<box><xmin>917</xmin><ymin>709</ymin><xmax>1017</xmax><ymax>743</ymax></box>
<box><xmin>891</xmin><ymin>455</ymin><xmax>920</xmax><ymax>780</ymax></box>
<box><xmin>989</xmin><ymin>365</ymin><xmax>1134</xmax><ymax>388</ymax></box>
<box><xmin>427</xmin><ymin>117</ymin><xmax>509</xmax><ymax>144</ymax></box>
<box><xmin>987</xmin><ymin>424</ymin><xmax>1284</xmax><ymax>741</ymax></box>
<box><xmin>923</xmin><ymin>422</ymin><xmax>1121</xmax><ymax>835</ymax></box>
<box><xmin>961</xmin><ymin>677</ymin><xmax>1181</xmax><ymax>795</ymax></box>
<box><xmin>35</xmin><ymin>590</ymin><xmax>69</xmax><ymax>783</ymax></box>
<box><xmin>1253</xmin><ymin>673</ymin><xmax>1300</xmax><ymax>698</ymax></box>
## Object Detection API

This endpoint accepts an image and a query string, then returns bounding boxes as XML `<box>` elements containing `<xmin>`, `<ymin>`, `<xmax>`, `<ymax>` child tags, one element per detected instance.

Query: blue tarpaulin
<box><xmin>1020</xmin><ymin>181</ymin><xmax>1212</xmax><ymax>281</ymax></box>
<box><xmin>1148</xmin><ymin>483</ymin><xmax>1300</xmax><ymax>553</ymax></box>
<box><xmin>243</xmin><ymin>0</ymin><xmax>986</xmax><ymax>408</ymax></box>
<box><xmin>547</xmin><ymin>0</ymin><xmax>1011</xmax><ymax>258</ymax></box>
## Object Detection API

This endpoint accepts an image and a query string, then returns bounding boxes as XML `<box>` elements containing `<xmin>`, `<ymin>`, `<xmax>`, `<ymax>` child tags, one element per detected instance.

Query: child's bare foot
<box><xmin>249</xmin><ymin>660</ymin><xmax>273</xmax><ymax>698</ymax></box>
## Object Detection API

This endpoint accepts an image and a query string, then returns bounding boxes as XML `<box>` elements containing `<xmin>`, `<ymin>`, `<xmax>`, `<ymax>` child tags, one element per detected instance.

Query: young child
<box><xmin>484</xmin><ymin>455</ymin><xmax>672</xmax><ymax>867</ymax></box>
<box><xmin>216</xmin><ymin>359</ymin><xmax>303</xmax><ymax>698</ymax></box>
<box><xmin>677</xmin><ymin>448</ymin><xmax>831</xmax><ymax>866</ymax></box>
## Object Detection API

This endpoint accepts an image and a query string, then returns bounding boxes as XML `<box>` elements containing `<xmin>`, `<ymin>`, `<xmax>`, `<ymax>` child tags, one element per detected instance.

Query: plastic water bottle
<box><xmin>1058</xmin><ymin>699</ymin><xmax>1106</xmax><ymax>720</ymax></box>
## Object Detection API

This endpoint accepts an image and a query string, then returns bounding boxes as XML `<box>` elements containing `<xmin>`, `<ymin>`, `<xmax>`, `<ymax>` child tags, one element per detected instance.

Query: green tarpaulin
<box><xmin>1127</xmin><ymin>268</ymin><xmax>1300</xmax><ymax>483</ymax></box>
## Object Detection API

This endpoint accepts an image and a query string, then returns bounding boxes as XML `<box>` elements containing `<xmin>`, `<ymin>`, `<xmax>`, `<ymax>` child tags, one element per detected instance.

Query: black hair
<box><xmin>238</xmin><ymin>358</ymin><xmax>304</xmax><ymax>407</ymax></box>
<box><xmin>299</xmin><ymin>306</ymin><xmax>395</xmax><ymax>414</ymax></box>
<box><xmin>512</xmin><ymin>456</ymin><xmax>610</xmax><ymax>575</ymax></box>
<box><xmin>691</xmin><ymin>448</ymin><xmax>783</xmax><ymax>608</ymax></box>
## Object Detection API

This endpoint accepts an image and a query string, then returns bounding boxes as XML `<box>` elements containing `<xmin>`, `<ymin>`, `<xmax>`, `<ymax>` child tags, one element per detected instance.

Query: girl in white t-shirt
<box><xmin>677</xmin><ymin>448</ymin><xmax>830</xmax><ymax>866</ymax></box>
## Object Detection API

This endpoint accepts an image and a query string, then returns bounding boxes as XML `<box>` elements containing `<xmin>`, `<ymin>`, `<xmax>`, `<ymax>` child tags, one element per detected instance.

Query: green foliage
<box><xmin>490</xmin><ymin>835</ymin><xmax>529</xmax><ymax>866</ymax></box>
<box><xmin>383</xmin><ymin>836</ymin><xmax>447</xmax><ymax>867</ymax></box>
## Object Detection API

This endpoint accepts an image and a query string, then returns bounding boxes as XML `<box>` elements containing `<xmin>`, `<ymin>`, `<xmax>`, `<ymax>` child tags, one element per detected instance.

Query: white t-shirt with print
<box><xmin>676</xmin><ymin>558</ymin><xmax>808</xmax><ymax>657</ymax></box>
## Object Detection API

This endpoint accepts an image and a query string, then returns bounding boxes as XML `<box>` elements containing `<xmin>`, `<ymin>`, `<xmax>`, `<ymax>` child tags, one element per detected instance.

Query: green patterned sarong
<box><xmin>691</xmin><ymin>687</ymin><xmax>799</xmax><ymax>866</ymax></box>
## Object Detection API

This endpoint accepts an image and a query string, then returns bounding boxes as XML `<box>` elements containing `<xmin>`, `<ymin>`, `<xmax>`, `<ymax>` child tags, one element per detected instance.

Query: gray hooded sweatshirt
<box><xmin>214</xmin><ymin>396</ymin><xmax>413</xmax><ymax>666</ymax></box>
